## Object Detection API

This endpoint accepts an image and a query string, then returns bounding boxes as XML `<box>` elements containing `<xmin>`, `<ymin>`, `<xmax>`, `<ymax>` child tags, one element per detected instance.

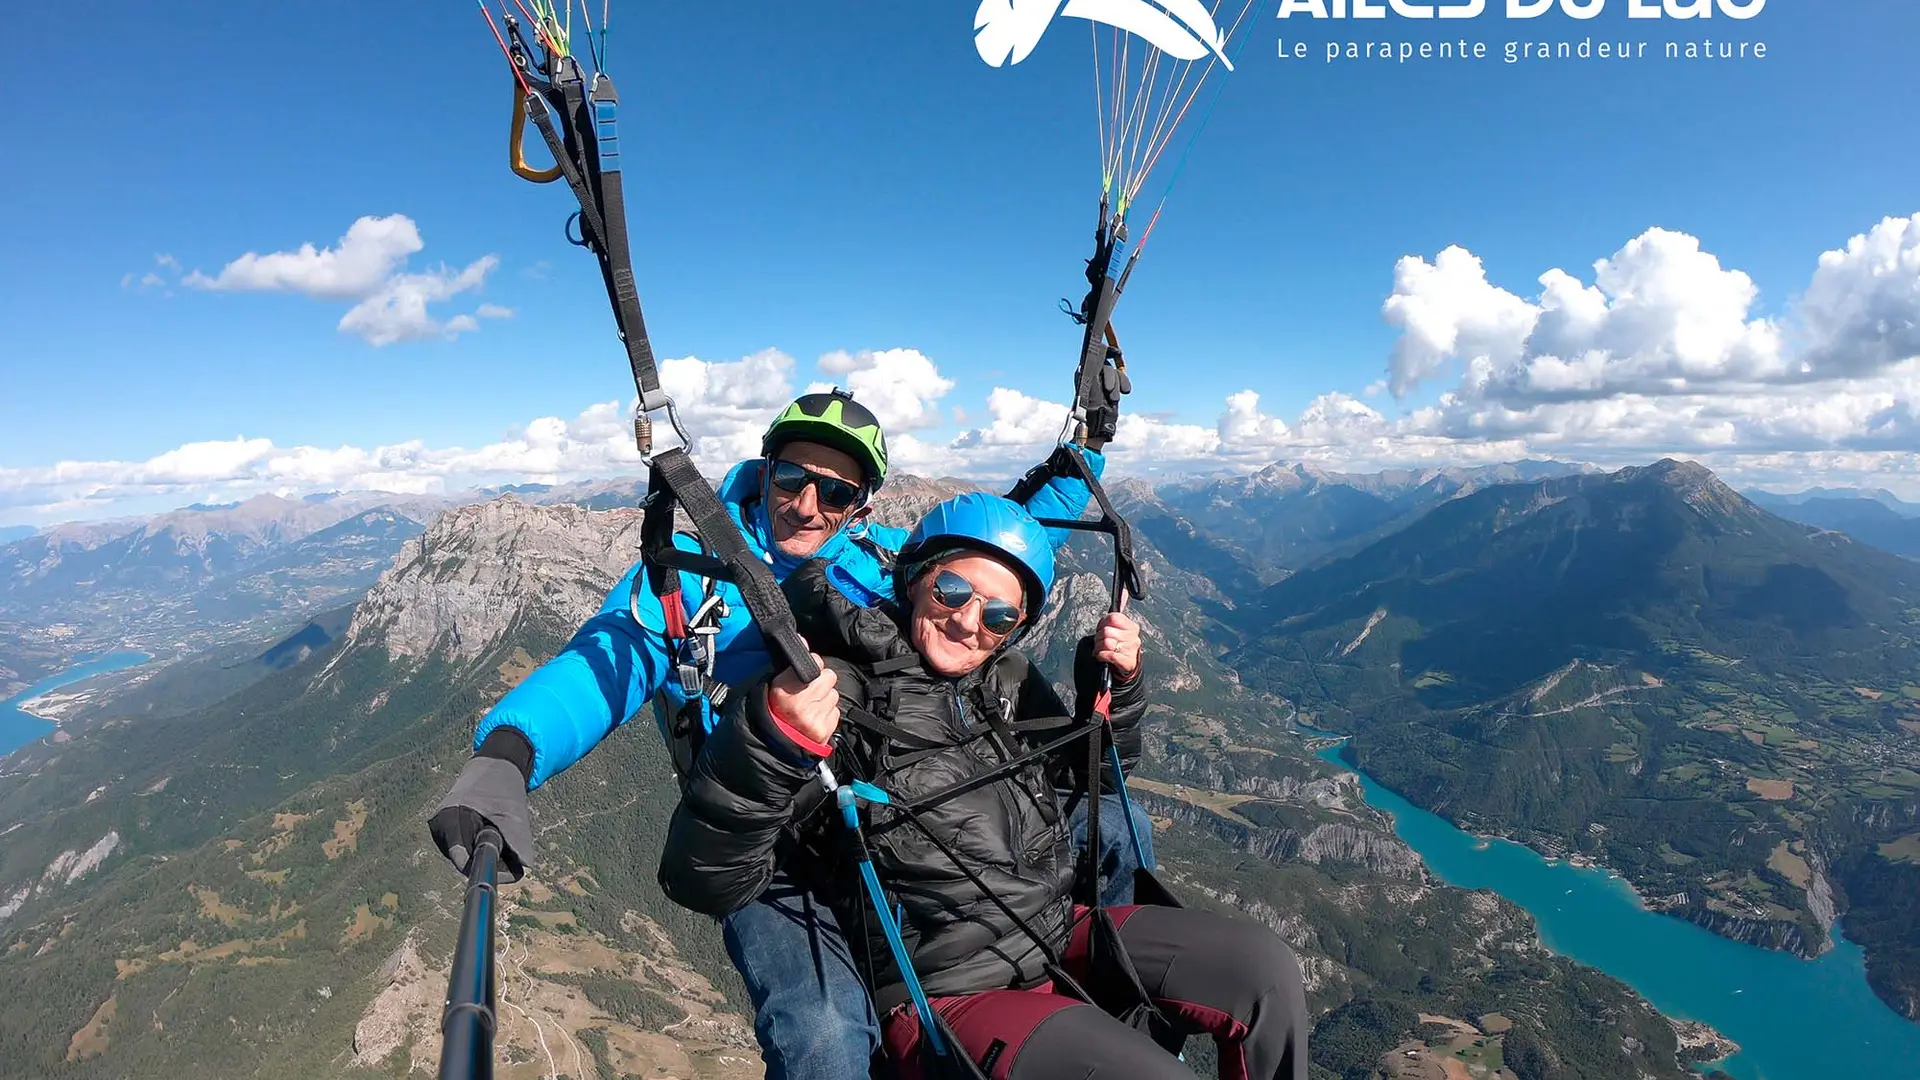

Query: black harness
<box><xmin>823</xmin><ymin>448</ymin><xmax>1187</xmax><ymax>1080</ymax></box>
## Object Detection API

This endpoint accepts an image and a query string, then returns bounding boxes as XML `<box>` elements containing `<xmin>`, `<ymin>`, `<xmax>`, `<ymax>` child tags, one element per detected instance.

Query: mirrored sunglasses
<box><xmin>928</xmin><ymin>568</ymin><xmax>1024</xmax><ymax>637</ymax></box>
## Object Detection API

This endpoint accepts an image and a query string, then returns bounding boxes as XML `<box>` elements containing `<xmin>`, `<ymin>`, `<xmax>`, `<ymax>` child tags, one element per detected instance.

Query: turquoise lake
<box><xmin>1311</xmin><ymin>740</ymin><xmax>1920</xmax><ymax>1080</ymax></box>
<box><xmin>0</xmin><ymin>651</ymin><xmax>151</xmax><ymax>757</ymax></box>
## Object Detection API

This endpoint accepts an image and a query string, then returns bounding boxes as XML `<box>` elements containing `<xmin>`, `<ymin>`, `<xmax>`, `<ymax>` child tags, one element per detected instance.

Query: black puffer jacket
<box><xmin>659</xmin><ymin>561</ymin><xmax>1146</xmax><ymax>1013</ymax></box>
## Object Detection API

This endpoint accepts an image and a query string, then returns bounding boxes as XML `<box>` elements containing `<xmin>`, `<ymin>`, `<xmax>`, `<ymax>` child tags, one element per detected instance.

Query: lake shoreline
<box><xmin>1</xmin><ymin>650</ymin><xmax>154</xmax><ymax>758</ymax></box>
<box><xmin>1306</xmin><ymin>732</ymin><xmax>1920</xmax><ymax>1080</ymax></box>
<box><xmin>15</xmin><ymin>689</ymin><xmax>93</xmax><ymax>725</ymax></box>
<box><xmin>1315</xmin><ymin>732</ymin><xmax>1834</xmax><ymax>964</ymax></box>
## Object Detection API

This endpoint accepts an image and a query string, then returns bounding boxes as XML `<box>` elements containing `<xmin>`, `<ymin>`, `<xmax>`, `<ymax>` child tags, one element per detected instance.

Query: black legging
<box><xmin>882</xmin><ymin>904</ymin><xmax>1309</xmax><ymax>1079</ymax></box>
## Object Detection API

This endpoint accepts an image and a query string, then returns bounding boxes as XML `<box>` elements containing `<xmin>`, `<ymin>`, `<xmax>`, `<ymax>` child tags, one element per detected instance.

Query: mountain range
<box><xmin>0</xmin><ymin>479</ymin><xmax>664</xmax><ymax>698</ymax></box>
<box><xmin>1742</xmin><ymin>493</ymin><xmax>1920</xmax><ymax>559</ymax></box>
<box><xmin>4</xmin><ymin>458</ymin><xmax>1918</xmax><ymax>1077</ymax></box>
<box><xmin>1742</xmin><ymin>487</ymin><xmax>1920</xmax><ymax>516</ymax></box>
<box><xmin>0</xmin><ymin>466</ymin><xmax>1769</xmax><ymax>1080</ymax></box>
<box><xmin>1228</xmin><ymin>460</ymin><xmax>1920</xmax><ymax>1021</ymax></box>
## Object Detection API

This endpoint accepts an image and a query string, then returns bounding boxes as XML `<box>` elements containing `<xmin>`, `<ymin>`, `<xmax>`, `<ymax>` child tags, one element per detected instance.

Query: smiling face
<box><xmin>764</xmin><ymin>441</ymin><xmax>868</xmax><ymax>558</ymax></box>
<box><xmin>907</xmin><ymin>552</ymin><xmax>1028</xmax><ymax>677</ymax></box>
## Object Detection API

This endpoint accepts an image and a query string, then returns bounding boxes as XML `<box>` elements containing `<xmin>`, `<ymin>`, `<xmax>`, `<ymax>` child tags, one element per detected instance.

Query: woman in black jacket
<box><xmin>661</xmin><ymin>493</ymin><xmax>1307</xmax><ymax>1080</ymax></box>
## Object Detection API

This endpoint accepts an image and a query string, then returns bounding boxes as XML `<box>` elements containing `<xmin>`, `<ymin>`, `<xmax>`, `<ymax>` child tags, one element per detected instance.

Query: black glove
<box><xmin>429</xmin><ymin>756</ymin><xmax>536</xmax><ymax>883</ymax></box>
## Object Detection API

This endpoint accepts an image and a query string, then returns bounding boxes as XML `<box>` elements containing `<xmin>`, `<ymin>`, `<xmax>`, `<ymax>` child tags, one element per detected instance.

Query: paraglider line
<box><xmin>479</xmin><ymin>2</ymin><xmax>534</xmax><ymax>97</ymax></box>
<box><xmin>1098</xmin><ymin>22</ymin><xmax>1113</xmax><ymax>176</ymax></box>
<box><xmin>1134</xmin><ymin>0</ymin><xmax>1267</xmax><ymax>247</ymax></box>
<box><xmin>575</xmin><ymin>0</ymin><xmax>603</xmax><ymax>72</ymax></box>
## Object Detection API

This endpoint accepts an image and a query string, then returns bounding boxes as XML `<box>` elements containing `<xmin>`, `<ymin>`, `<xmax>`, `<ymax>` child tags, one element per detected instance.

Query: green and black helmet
<box><xmin>760</xmin><ymin>388</ymin><xmax>890</xmax><ymax>490</ymax></box>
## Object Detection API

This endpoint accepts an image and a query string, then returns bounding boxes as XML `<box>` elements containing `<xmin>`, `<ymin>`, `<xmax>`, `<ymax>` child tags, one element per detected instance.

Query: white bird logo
<box><xmin>974</xmin><ymin>0</ymin><xmax>1234</xmax><ymax>70</ymax></box>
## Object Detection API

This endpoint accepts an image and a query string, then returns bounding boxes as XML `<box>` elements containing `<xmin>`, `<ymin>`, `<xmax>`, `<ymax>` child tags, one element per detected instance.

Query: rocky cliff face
<box><xmin>1681</xmin><ymin>906</ymin><xmax>1822</xmax><ymax>959</ymax></box>
<box><xmin>331</xmin><ymin>478</ymin><xmax>990</xmax><ymax>670</ymax></box>
<box><xmin>1137</xmin><ymin>792</ymin><xmax>1424</xmax><ymax>878</ymax></box>
<box><xmin>335</xmin><ymin>497</ymin><xmax>645</xmax><ymax>666</ymax></box>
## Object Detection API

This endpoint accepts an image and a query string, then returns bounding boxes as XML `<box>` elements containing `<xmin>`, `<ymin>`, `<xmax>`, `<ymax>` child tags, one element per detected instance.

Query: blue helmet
<box><xmin>897</xmin><ymin>493</ymin><xmax>1056</xmax><ymax>621</ymax></box>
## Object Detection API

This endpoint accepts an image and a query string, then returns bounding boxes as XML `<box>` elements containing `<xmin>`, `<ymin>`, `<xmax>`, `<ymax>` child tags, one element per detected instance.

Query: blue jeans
<box><xmin>1070</xmin><ymin>789</ymin><xmax>1158</xmax><ymax>908</ymax></box>
<box><xmin>723</xmin><ymin>870</ymin><xmax>880</xmax><ymax>1080</ymax></box>
<box><xmin>720</xmin><ymin>793</ymin><xmax>1155</xmax><ymax>1077</ymax></box>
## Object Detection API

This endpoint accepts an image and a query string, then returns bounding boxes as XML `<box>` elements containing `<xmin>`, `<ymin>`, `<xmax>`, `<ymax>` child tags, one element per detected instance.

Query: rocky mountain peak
<box><xmin>865</xmin><ymin>474</ymin><xmax>978</xmax><ymax>529</ymax></box>
<box><xmin>1246</xmin><ymin>461</ymin><xmax>1325</xmax><ymax>493</ymax></box>
<box><xmin>334</xmin><ymin>496</ymin><xmax>645</xmax><ymax>666</ymax></box>
<box><xmin>1631</xmin><ymin>458</ymin><xmax>1752</xmax><ymax>519</ymax></box>
<box><xmin>332</xmin><ymin>474</ymin><xmax>978</xmax><ymax>667</ymax></box>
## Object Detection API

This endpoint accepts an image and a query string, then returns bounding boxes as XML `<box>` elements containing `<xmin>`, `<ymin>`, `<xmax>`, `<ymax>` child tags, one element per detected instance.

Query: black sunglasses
<box><xmin>927</xmin><ymin>568</ymin><xmax>1024</xmax><ymax>637</ymax></box>
<box><xmin>768</xmin><ymin>459</ymin><xmax>865</xmax><ymax>511</ymax></box>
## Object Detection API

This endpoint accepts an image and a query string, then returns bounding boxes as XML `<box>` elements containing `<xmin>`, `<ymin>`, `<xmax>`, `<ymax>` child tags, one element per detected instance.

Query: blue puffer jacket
<box><xmin>473</xmin><ymin>449</ymin><xmax>1107</xmax><ymax>788</ymax></box>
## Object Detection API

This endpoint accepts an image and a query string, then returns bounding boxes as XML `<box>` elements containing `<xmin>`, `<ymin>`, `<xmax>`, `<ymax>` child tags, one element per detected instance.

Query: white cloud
<box><xmin>949</xmin><ymin>388</ymin><xmax>1072</xmax><ymax>472</ymax></box>
<box><xmin>1795</xmin><ymin>214</ymin><xmax>1920</xmax><ymax>378</ymax></box>
<box><xmin>657</xmin><ymin>348</ymin><xmax>804</xmax><ymax>464</ymax></box>
<box><xmin>1218</xmin><ymin>390</ymin><xmax>1290</xmax><ymax>448</ymax></box>
<box><xmin>1385</xmin><ymin>216</ymin><xmax>1920</xmax><ymax>413</ymax></box>
<box><xmin>185</xmin><ymin>215</ymin><xmax>422</xmax><ymax>300</ymax></box>
<box><xmin>20</xmin><ymin>210</ymin><xmax>1920</xmax><ymax>521</ymax></box>
<box><xmin>813</xmin><ymin>349</ymin><xmax>957</xmax><ymax>431</ymax></box>
<box><xmin>336</xmin><ymin>256</ymin><xmax>498</xmax><ymax>346</ymax></box>
<box><xmin>0</xmin><ymin>350</ymin><xmax>811</xmax><ymax>519</ymax></box>
<box><xmin>181</xmin><ymin>215</ymin><xmax>503</xmax><ymax>347</ymax></box>
<box><xmin>1383</xmin><ymin>245</ymin><xmax>1538</xmax><ymax>398</ymax></box>
<box><xmin>1333</xmin><ymin>212</ymin><xmax>1920</xmax><ymax>483</ymax></box>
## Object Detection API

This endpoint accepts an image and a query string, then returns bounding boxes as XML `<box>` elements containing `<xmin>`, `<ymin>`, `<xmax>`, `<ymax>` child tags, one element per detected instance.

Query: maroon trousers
<box><xmin>882</xmin><ymin>905</ymin><xmax>1309</xmax><ymax>1080</ymax></box>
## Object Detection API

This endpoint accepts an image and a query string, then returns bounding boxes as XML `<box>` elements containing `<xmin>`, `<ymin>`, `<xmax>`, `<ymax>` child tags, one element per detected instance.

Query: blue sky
<box><xmin>2</xmin><ymin>0</ymin><xmax>1918</xmax><ymax>525</ymax></box>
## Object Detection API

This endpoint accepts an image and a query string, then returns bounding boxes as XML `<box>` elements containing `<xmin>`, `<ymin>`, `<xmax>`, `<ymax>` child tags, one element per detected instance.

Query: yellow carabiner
<box><xmin>509</xmin><ymin>84</ymin><xmax>564</xmax><ymax>184</ymax></box>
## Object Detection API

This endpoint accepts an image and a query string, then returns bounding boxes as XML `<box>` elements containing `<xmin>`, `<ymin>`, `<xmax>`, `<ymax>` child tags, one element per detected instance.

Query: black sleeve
<box><xmin>1070</xmin><ymin>635</ymin><xmax>1148</xmax><ymax>791</ymax></box>
<box><xmin>658</xmin><ymin>676</ymin><xmax>812</xmax><ymax>917</ymax></box>
<box><xmin>656</xmin><ymin>660</ymin><xmax>868</xmax><ymax>917</ymax></box>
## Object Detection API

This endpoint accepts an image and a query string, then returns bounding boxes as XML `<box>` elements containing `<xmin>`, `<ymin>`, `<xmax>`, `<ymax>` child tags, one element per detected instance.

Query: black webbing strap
<box><xmin>1064</xmin><ymin>204</ymin><xmax>1134</xmax><ymax>452</ymax></box>
<box><xmin>1077</xmin><ymin>694</ymin><xmax>1106</xmax><ymax>908</ymax></box>
<box><xmin>1002</xmin><ymin>714</ymin><xmax>1082</xmax><ymax>734</ymax></box>
<box><xmin>520</xmin><ymin>87</ymin><xmax>609</xmax><ymax>254</ymax></box>
<box><xmin>582</xmin><ymin>75</ymin><xmax>666</xmax><ymax>411</ymax></box>
<box><xmin>841</xmin><ymin>705</ymin><xmax>948</xmax><ymax>753</ymax></box>
<box><xmin>889</xmin><ymin>722</ymin><xmax>1098</xmax><ymax>818</ymax></box>
<box><xmin>642</xmin><ymin>450</ymin><xmax>821</xmax><ymax>683</ymax></box>
<box><xmin>1011</xmin><ymin>444</ymin><xmax>1145</xmax><ymax>608</ymax></box>
<box><xmin>884</xmin><ymin>802</ymin><xmax>1083</xmax><ymax>985</ymax></box>
<box><xmin>507</xmin><ymin>38</ymin><xmax>667</xmax><ymax>413</ymax></box>
<box><xmin>1006</xmin><ymin>443</ymin><xmax>1146</xmax><ymax>908</ymax></box>
<box><xmin>499</xmin><ymin>33</ymin><xmax>821</xmax><ymax>693</ymax></box>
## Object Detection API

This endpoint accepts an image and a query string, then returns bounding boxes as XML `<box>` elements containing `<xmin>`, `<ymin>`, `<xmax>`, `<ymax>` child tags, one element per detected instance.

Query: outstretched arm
<box><xmin>473</xmin><ymin>539</ymin><xmax>704</xmax><ymax>790</ymax></box>
<box><xmin>857</xmin><ymin>445</ymin><xmax>1109</xmax><ymax>558</ymax></box>
<box><xmin>1006</xmin><ymin>443</ymin><xmax>1109</xmax><ymax>554</ymax></box>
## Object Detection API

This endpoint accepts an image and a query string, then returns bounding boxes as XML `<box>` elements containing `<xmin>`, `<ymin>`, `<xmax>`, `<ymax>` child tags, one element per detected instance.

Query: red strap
<box><xmin>764</xmin><ymin>693</ymin><xmax>833</xmax><ymax>759</ymax></box>
<box><xmin>659</xmin><ymin>584</ymin><xmax>688</xmax><ymax>640</ymax></box>
<box><xmin>1092</xmin><ymin>688</ymin><xmax>1112</xmax><ymax>723</ymax></box>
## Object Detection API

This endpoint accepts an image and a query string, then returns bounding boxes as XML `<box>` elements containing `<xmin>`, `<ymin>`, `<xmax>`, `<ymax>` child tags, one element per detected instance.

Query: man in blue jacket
<box><xmin>429</xmin><ymin>388</ymin><xmax>1152</xmax><ymax>1078</ymax></box>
